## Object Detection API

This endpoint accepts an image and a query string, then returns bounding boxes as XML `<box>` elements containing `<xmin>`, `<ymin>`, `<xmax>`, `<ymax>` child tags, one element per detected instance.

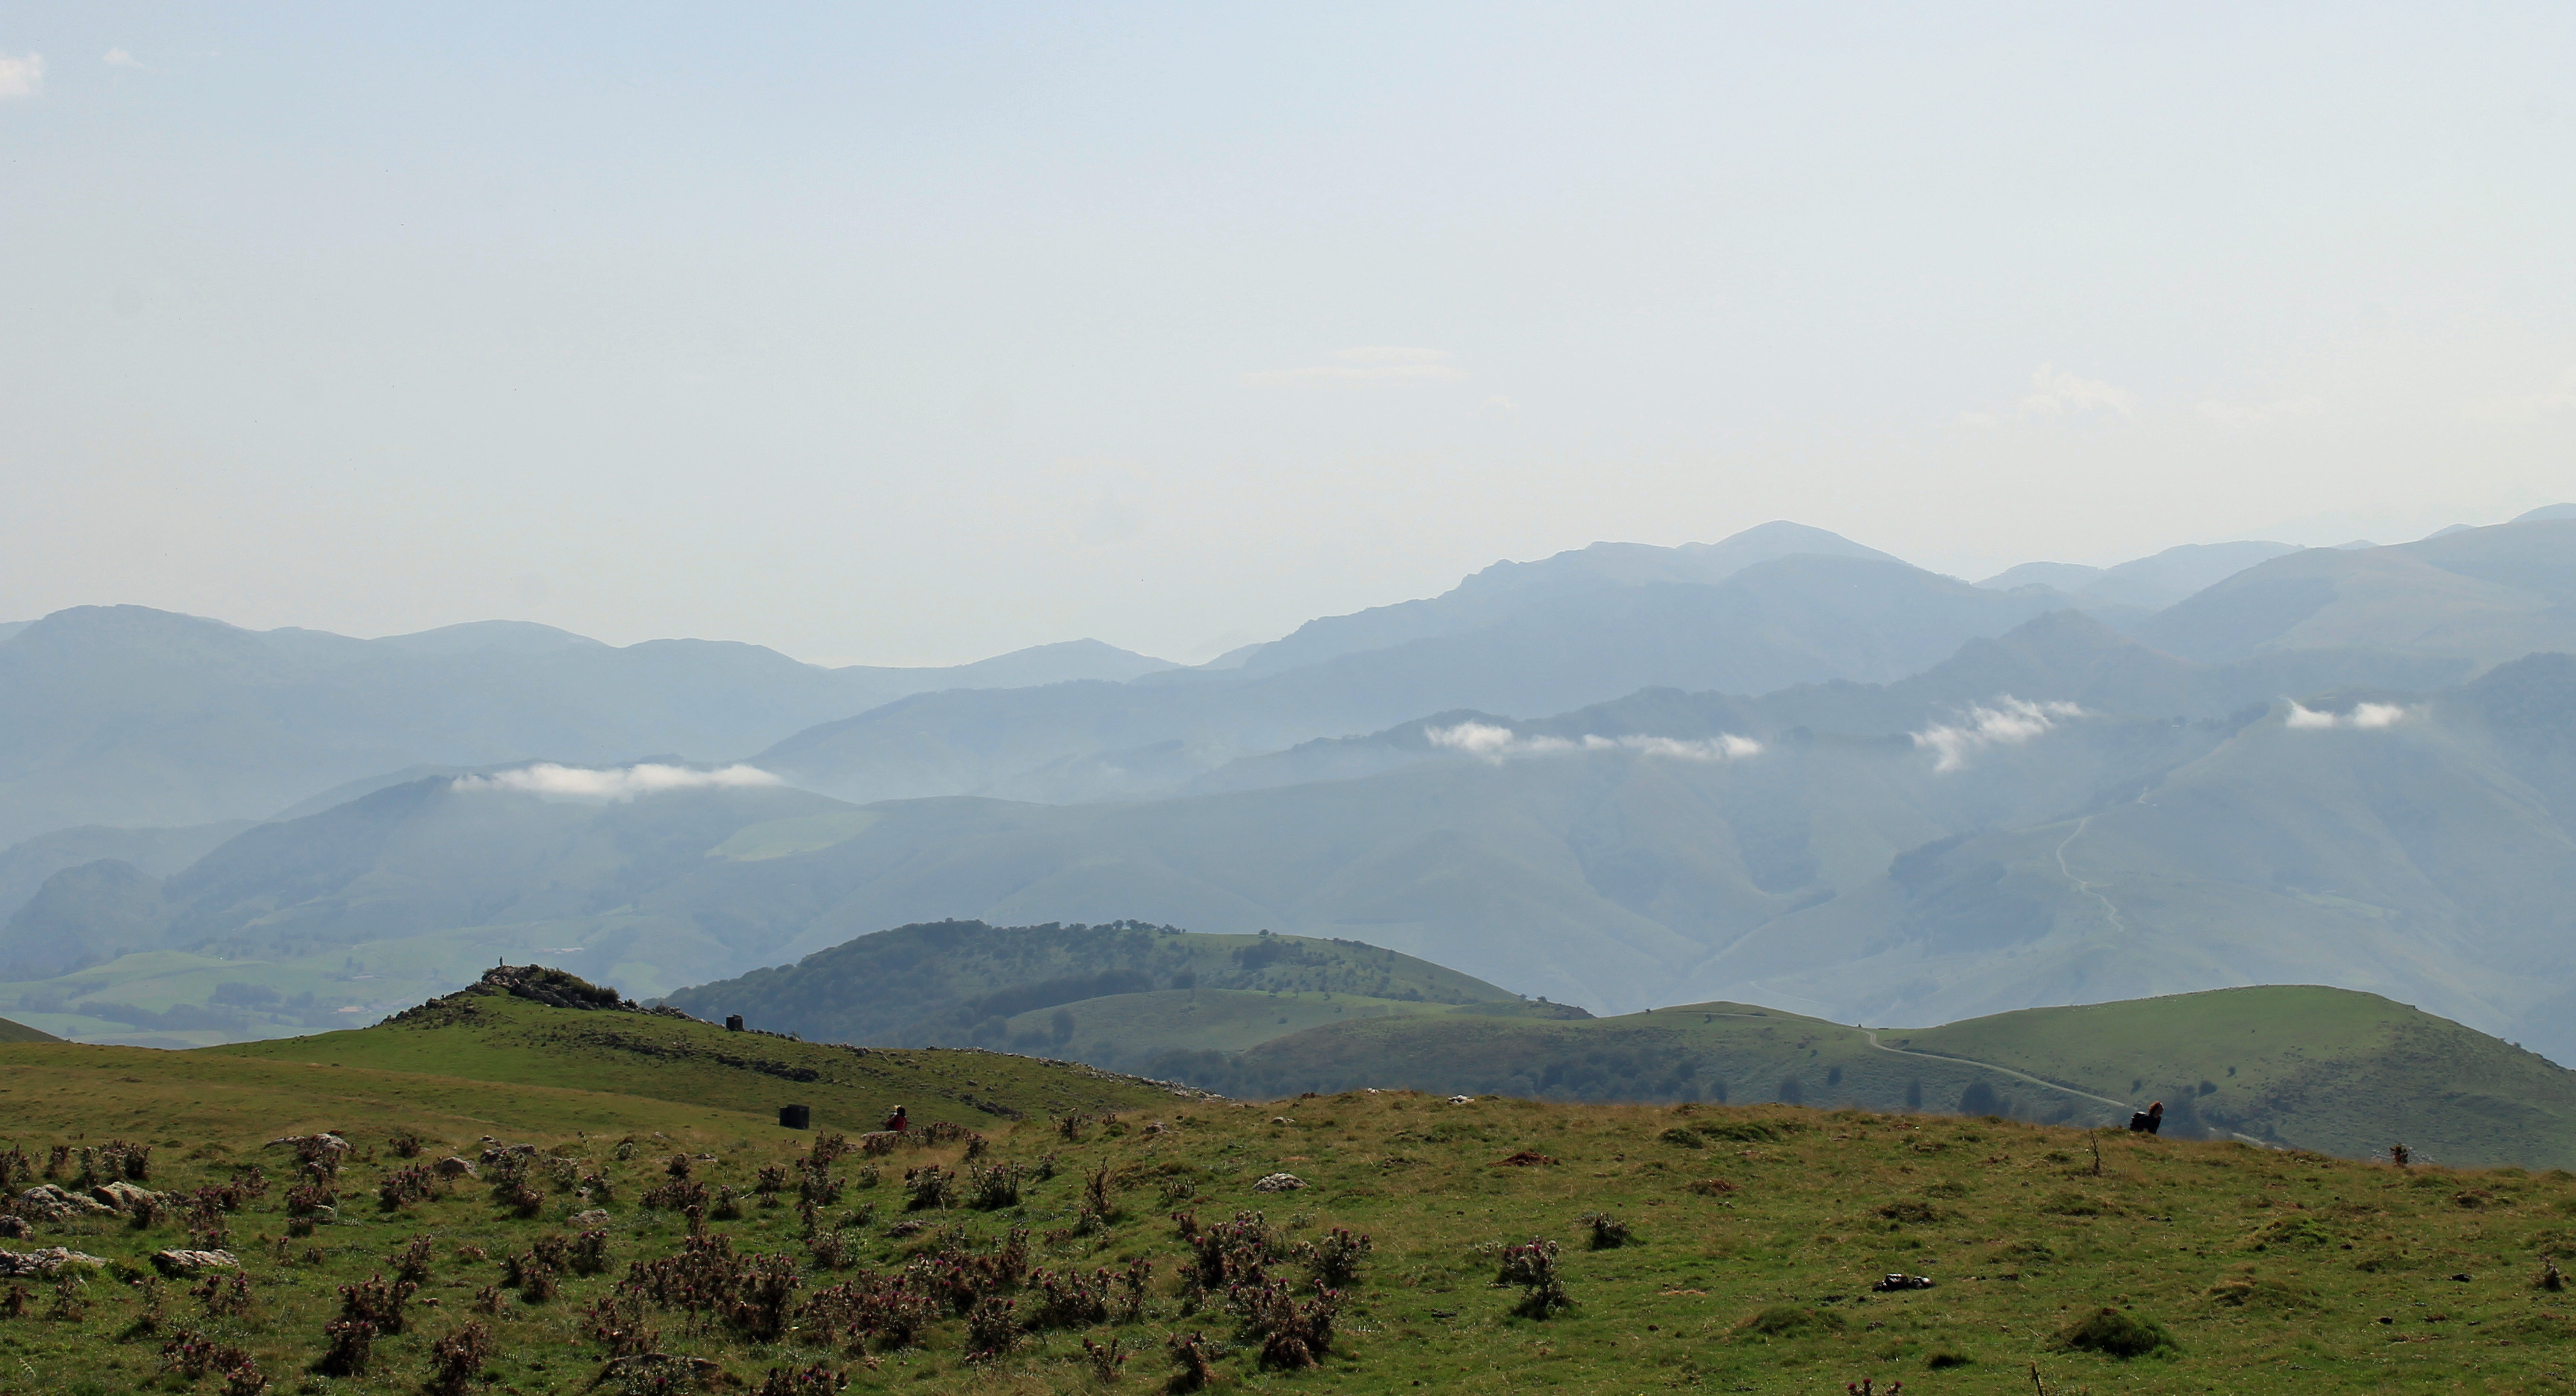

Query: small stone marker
<box><xmin>779</xmin><ymin>1104</ymin><xmax>812</xmax><ymax>1129</ymax></box>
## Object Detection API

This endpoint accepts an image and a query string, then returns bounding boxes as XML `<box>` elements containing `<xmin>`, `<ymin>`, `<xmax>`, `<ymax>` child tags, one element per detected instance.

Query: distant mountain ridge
<box><xmin>0</xmin><ymin>605</ymin><xmax>1170</xmax><ymax>845</ymax></box>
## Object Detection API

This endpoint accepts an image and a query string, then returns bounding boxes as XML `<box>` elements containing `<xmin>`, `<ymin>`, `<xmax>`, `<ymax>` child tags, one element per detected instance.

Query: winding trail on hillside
<box><xmin>1857</xmin><ymin>1029</ymin><xmax>2134</xmax><ymax>1113</ymax></box>
<box><xmin>2053</xmin><ymin>815</ymin><xmax>2127</xmax><ymax>934</ymax></box>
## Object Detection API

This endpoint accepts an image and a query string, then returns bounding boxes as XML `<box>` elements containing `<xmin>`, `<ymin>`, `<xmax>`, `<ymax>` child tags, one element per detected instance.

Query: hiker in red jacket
<box><xmin>882</xmin><ymin>1105</ymin><xmax>908</xmax><ymax>1134</ymax></box>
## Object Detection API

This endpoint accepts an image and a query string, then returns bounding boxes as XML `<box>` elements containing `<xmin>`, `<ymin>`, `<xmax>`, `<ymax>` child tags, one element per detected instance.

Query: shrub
<box><xmin>966</xmin><ymin>1161</ymin><xmax>1024</xmax><ymax>1210</ymax></box>
<box><xmin>1229</xmin><ymin>1278</ymin><xmax>1339</xmax><ymax>1368</ymax></box>
<box><xmin>425</xmin><ymin>1321</ymin><xmax>495</xmax><ymax>1396</ymax></box>
<box><xmin>1080</xmin><ymin>1335</ymin><xmax>1128</xmax><ymax>1383</ymax></box>
<box><xmin>2058</xmin><ymin>1307</ymin><xmax>2175</xmax><ymax>1358</ymax></box>
<box><xmin>754</xmin><ymin>1365</ymin><xmax>850</xmax><ymax>1396</ymax></box>
<box><xmin>194</xmin><ymin>1271</ymin><xmax>254</xmax><ymax>1318</ymax></box>
<box><xmin>962</xmin><ymin>1293</ymin><xmax>1020</xmax><ymax>1362</ymax></box>
<box><xmin>338</xmin><ymin>1273</ymin><xmax>418</xmax><ymax>1335</ymax></box>
<box><xmin>1304</xmin><ymin>1228</ymin><xmax>1372</xmax><ymax>1287</ymax></box>
<box><xmin>1495</xmin><ymin>1239</ymin><xmax>1571</xmax><ymax>1318</ymax></box>
<box><xmin>160</xmin><ymin>1326</ymin><xmax>253</xmax><ymax>1380</ymax></box>
<box><xmin>1581</xmin><ymin>1213</ymin><xmax>1632</xmax><ymax>1249</ymax></box>
<box><xmin>388</xmin><ymin>1131</ymin><xmax>425</xmax><ymax>1159</ymax></box>
<box><xmin>390</xmin><ymin>1234</ymin><xmax>437</xmax><ymax>1286</ymax></box>
<box><xmin>1166</xmin><ymin>1331</ymin><xmax>1217</xmax><ymax>1392</ymax></box>
<box><xmin>1180</xmin><ymin>1211</ymin><xmax>1278</xmax><ymax>1296</ymax></box>
<box><xmin>903</xmin><ymin>1164</ymin><xmax>955</xmax><ymax>1212</ymax></box>
<box><xmin>1027</xmin><ymin>1266</ymin><xmax>1114</xmax><ymax>1329</ymax></box>
<box><xmin>803</xmin><ymin>1272</ymin><xmax>941</xmax><ymax>1350</ymax></box>
<box><xmin>312</xmin><ymin>1318</ymin><xmax>376</xmax><ymax>1377</ymax></box>
<box><xmin>1658</xmin><ymin>1126</ymin><xmax>1706</xmax><ymax>1149</ymax></box>
<box><xmin>379</xmin><ymin>1164</ymin><xmax>441</xmax><ymax>1211</ymax></box>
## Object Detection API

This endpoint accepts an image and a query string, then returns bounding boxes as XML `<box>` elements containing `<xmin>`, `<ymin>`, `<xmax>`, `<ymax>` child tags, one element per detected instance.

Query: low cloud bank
<box><xmin>1912</xmin><ymin>698</ymin><xmax>2086</xmax><ymax>772</ymax></box>
<box><xmin>1427</xmin><ymin>721</ymin><xmax>1762</xmax><ymax>763</ymax></box>
<box><xmin>452</xmin><ymin>763</ymin><xmax>783</xmax><ymax>798</ymax></box>
<box><xmin>2285</xmin><ymin>701</ymin><xmax>2412</xmax><ymax>730</ymax></box>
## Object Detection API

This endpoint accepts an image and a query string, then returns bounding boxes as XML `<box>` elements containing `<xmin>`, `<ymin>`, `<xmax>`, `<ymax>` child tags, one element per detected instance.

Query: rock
<box><xmin>0</xmin><ymin>1218</ymin><xmax>30</xmax><ymax>1240</ymax></box>
<box><xmin>1253</xmin><ymin>1173</ymin><xmax>1307</xmax><ymax>1193</ymax></box>
<box><xmin>1447</xmin><ymin>1095</ymin><xmax>1474</xmax><ymax>1105</ymax></box>
<box><xmin>92</xmin><ymin>1181</ymin><xmax>172</xmax><ymax>1213</ymax></box>
<box><xmin>433</xmin><ymin>1156</ymin><xmax>479</xmax><ymax>1178</ymax></box>
<box><xmin>479</xmin><ymin>1143</ymin><xmax>535</xmax><ymax>1166</ymax></box>
<box><xmin>16</xmin><ymin>1186</ymin><xmax>114</xmax><ymax>1221</ymax></box>
<box><xmin>0</xmin><ymin>1248</ymin><xmax>109</xmax><ymax>1277</ymax></box>
<box><xmin>1872</xmin><ymin>1273</ymin><xmax>1935</xmax><ymax>1292</ymax></box>
<box><xmin>150</xmin><ymin>1249</ymin><xmax>239</xmax><ymax>1277</ymax></box>
<box><xmin>569</xmin><ymin>1210</ymin><xmax>611</xmax><ymax>1229</ymax></box>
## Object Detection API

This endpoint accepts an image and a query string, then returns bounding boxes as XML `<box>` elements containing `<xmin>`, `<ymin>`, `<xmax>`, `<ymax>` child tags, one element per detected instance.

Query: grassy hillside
<box><xmin>210</xmin><ymin>966</ymin><xmax>1200</xmax><ymax>1132</ymax></box>
<box><xmin>1896</xmin><ymin>986</ymin><xmax>2576</xmax><ymax>1169</ymax></box>
<box><xmin>663</xmin><ymin>920</ymin><xmax>1518</xmax><ymax>1050</ymax></box>
<box><xmin>1001</xmin><ymin>987</ymin><xmax>1588</xmax><ymax>1072</ymax></box>
<box><xmin>0</xmin><ymin>1011</ymin><xmax>56</xmax><ymax>1043</ymax></box>
<box><xmin>11</xmin><ymin>1037</ymin><xmax>2576</xmax><ymax>1393</ymax></box>
<box><xmin>1170</xmin><ymin>987</ymin><xmax>2576</xmax><ymax>1169</ymax></box>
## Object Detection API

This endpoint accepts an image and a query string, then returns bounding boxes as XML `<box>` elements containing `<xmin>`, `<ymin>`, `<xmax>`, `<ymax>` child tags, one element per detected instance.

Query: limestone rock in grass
<box><xmin>1447</xmin><ymin>1095</ymin><xmax>1474</xmax><ymax>1105</ymax></box>
<box><xmin>569</xmin><ymin>1210</ymin><xmax>611</xmax><ymax>1228</ymax></box>
<box><xmin>93</xmin><ymin>1180</ymin><xmax>173</xmax><ymax>1213</ymax></box>
<box><xmin>1254</xmin><ymin>1173</ymin><xmax>1307</xmax><ymax>1193</ymax></box>
<box><xmin>0</xmin><ymin>1217</ymin><xmax>29</xmax><ymax>1240</ymax></box>
<box><xmin>433</xmin><ymin>1156</ymin><xmax>479</xmax><ymax>1178</ymax></box>
<box><xmin>17</xmin><ymin>1185</ymin><xmax>115</xmax><ymax>1220</ymax></box>
<box><xmin>0</xmin><ymin>1248</ymin><xmax>109</xmax><ymax>1277</ymax></box>
<box><xmin>150</xmin><ymin>1248</ymin><xmax>240</xmax><ymax>1277</ymax></box>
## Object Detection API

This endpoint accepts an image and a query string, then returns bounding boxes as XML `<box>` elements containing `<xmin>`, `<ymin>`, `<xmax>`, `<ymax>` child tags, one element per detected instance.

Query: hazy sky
<box><xmin>5</xmin><ymin>4</ymin><xmax>2572</xmax><ymax>665</ymax></box>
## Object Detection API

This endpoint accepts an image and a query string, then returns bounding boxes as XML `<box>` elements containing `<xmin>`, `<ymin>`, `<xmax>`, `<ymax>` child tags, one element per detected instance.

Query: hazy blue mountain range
<box><xmin>0</xmin><ymin>604</ymin><xmax>1170</xmax><ymax>845</ymax></box>
<box><xmin>8</xmin><ymin>509</ymin><xmax>2576</xmax><ymax>1056</ymax></box>
<box><xmin>751</xmin><ymin>549</ymin><xmax>2085</xmax><ymax>806</ymax></box>
<box><xmin>1978</xmin><ymin>540</ymin><xmax>2300</xmax><ymax>612</ymax></box>
<box><xmin>13</xmin><ymin>613</ymin><xmax>2572</xmax><ymax>1065</ymax></box>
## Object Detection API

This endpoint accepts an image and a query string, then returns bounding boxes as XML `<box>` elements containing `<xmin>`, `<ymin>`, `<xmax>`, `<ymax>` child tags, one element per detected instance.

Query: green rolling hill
<box><xmin>209</xmin><ymin>964</ymin><xmax>1200</xmax><ymax>1132</ymax></box>
<box><xmin>661</xmin><ymin>919</ymin><xmax>1520</xmax><ymax>1050</ymax></box>
<box><xmin>1164</xmin><ymin>985</ymin><xmax>2576</xmax><ymax>1169</ymax></box>
<box><xmin>0</xmin><ymin>1011</ymin><xmax>57</xmax><ymax>1043</ymax></box>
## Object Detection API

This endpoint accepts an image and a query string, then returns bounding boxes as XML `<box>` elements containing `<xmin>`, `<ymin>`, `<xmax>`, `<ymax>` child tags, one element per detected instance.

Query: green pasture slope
<box><xmin>1185</xmin><ymin>988</ymin><xmax>2576</xmax><ymax>1168</ymax></box>
<box><xmin>0</xmin><ymin>1011</ymin><xmax>57</xmax><ymax>1043</ymax></box>
<box><xmin>210</xmin><ymin>968</ymin><xmax>1200</xmax><ymax>1132</ymax></box>
<box><xmin>13</xmin><ymin>1026</ymin><xmax>2576</xmax><ymax>1394</ymax></box>
<box><xmin>1897</xmin><ymin>985</ymin><xmax>2576</xmax><ymax>1168</ymax></box>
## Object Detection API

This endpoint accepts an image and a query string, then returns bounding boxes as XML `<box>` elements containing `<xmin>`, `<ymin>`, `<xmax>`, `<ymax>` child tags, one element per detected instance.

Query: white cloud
<box><xmin>2197</xmin><ymin>395</ymin><xmax>2323</xmax><ymax>427</ymax></box>
<box><xmin>452</xmin><ymin>762</ymin><xmax>784</xmax><ymax>798</ymax></box>
<box><xmin>1957</xmin><ymin>364</ymin><xmax>2139</xmax><ymax>428</ymax></box>
<box><xmin>2284</xmin><ymin>701</ymin><xmax>2413</xmax><ymax>730</ymax></box>
<box><xmin>0</xmin><ymin>52</ymin><xmax>45</xmax><ymax>98</ymax></box>
<box><xmin>1427</xmin><ymin>721</ymin><xmax>1761</xmax><ymax>763</ymax></box>
<box><xmin>1911</xmin><ymin>696</ymin><xmax>2086</xmax><ymax>772</ymax></box>
<box><xmin>103</xmin><ymin>48</ymin><xmax>142</xmax><ymax>69</ymax></box>
<box><xmin>1242</xmin><ymin>346</ymin><xmax>1468</xmax><ymax>388</ymax></box>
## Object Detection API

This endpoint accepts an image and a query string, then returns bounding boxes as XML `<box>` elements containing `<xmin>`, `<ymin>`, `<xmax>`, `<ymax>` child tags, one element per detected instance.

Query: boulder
<box><xmin>0</xmin><ymin>1248</ymin><xmax>109</xmax><ymax>1277</ymax></box>
<box><xmin>1253</xmin><ymin>1173</ymin><xmax>1307</xmax><ymax>1193</ymax></box>
<box><xmin>16</xmin><ymin>1186</ymin><xmax>114</xmax><ymax>1221</ymax></box>
<box><xmin>569</xmin><ymin>1210</ymin><xmax>611</xmax><ymax>1229</ymax></box>
<box><xmin>92</xmin><ymin>1180</ymin><xmax>172</xmax><ymax>1213</ymax></box>
<box><xmin>150</xmin><ymin>1248</ymin><xmax>240</xmax><ymax>1277</ymax></box>
<box><xmin>433</xmin><ymin>1157</ymin><xmax>479</xmax><ymax>1178</ymax></box>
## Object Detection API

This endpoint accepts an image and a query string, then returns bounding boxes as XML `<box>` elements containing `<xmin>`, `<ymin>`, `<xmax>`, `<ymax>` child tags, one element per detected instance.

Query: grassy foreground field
<box><xmin>12</xmin><ymin>1001</ymin><xmax>2576</xmax><ymax>1394</ymax></box>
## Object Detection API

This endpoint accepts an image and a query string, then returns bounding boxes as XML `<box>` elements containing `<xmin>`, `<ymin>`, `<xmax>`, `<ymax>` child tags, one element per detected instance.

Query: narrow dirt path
<box><xmin>1858</xmin><ymin>1029</ymin><xmax>2133</xmax><ymax>1113</ymax></box>
<box><xmin>2053</xmin><ymin>814</ymin><xmax>2127</xmax><ymax>934</ymax></box>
